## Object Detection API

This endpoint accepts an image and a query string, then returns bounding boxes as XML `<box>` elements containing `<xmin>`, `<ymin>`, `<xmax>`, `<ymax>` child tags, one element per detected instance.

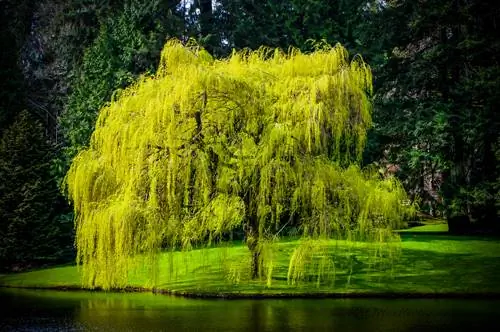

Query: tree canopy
<box><xmin>66</xmin><ymin>40</ymin><xmax>413</xmax><ymax>289</ymax></box>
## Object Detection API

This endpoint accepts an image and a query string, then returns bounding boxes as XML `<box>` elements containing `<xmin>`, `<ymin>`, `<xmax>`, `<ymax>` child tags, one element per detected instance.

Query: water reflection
<box><xmin>0</xmin><ymin>288</ymin><xmax>499</xmax><ymax>331</ymax></box>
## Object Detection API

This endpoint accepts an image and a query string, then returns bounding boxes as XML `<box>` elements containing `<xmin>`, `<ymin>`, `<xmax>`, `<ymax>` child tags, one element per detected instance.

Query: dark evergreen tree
<box><xmin>217</xmin><ymin>0</ymin><xmax>369</xmax><ymax>55</ymax></box>
<box><xmin>370</xmin><ymin>0</ymin><xmax>500</xmax><ymax>230</ymax></box>
<box><xmin>57</xmin><ymin>0</ymin><xmax>184</xmax><ymax>185</ymax></box>
<box><xmin>0</xmin><ymin>111</ymin><xmax>73</xmax><ymax>270</ymax></box>
<box><xmin>0</xmin><ymin>0</ymin><xmax>33</xmax><ymax>132</ymax></box>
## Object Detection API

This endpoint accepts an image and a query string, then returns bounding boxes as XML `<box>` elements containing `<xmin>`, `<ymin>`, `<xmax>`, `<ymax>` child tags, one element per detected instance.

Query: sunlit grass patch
<box><xmin>397</xmin><ymin>223</ymin><xmax>448</xmax><ymax>233</ymax></box>
<box><xmin>2</xmin><ymin>232</ymin><xmax>500</xmax><ymax>296</ymax></box>
<box><xmin>0</xmin><ymin>266</ymin><xmax>81</xmax><ymax>288</ymax></box>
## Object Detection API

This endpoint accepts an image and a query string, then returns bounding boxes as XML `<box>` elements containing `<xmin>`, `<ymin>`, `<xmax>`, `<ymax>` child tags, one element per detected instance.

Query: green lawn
<box><xmin>1</xmin><ymin>222</ymin><xmax>500</xmax><ymax>297</ymax></box>
<box><xmin>397</xmin><ymin>222</ymin><xmax>448</xmax><ymax>233</ymax></box>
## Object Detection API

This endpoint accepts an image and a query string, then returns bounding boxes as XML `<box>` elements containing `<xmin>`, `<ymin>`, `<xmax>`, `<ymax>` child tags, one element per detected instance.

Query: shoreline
<box><xmin>2</xmin><ymin>284</ymin><xmax>500</xmax><ymax>300</ymax></box>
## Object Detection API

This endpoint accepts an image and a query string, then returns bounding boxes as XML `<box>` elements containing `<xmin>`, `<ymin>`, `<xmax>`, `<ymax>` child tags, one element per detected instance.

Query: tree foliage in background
<box><xmin>216</xmin><ymin>0</ymin><xmax>370</xmax><ymax>55</ymax></box>
<box><xmin>0</xmin><ymin>0</ymin><xmax>32</xmax><ymax>132</ymax></box>
<box><xmin>371</xmin><ymin>0</ymin><xmax>500</xmax><ymax>227</ymax></box>
<box><xmin>0</xmin><ymin>111</ymin><xmax>73</xmax><ymax>270</ymax></box>
<box><xmin>66</xmin><ymin>40</ymin><xmax>413</xmax><ymax>290</ymax></box>
<box><xmin>56</xmin><ymin>0</ymin><xmax>183</xmax><ymax>185</ymax></box>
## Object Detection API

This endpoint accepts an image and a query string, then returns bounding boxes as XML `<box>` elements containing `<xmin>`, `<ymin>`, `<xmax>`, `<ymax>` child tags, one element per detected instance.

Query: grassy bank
<box><xmin>2</xmin><ymin>223</ymin><xmax>500</xmax><ymax>297</ymax></box>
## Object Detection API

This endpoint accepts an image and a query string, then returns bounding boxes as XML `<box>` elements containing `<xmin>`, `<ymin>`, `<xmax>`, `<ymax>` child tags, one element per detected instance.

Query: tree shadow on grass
<box><xmin>399</xmin><ymin>233</ymin><xmax>500</xmax><ymax>242</ymax></box>
<box><xmin>349</xmin><ymin>247</ymin><xmax>500</xmax><ymax>293</ymax></box>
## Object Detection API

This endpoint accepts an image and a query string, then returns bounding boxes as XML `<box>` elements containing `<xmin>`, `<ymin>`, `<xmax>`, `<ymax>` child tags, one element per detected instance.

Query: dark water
<box><xmin>1</xmin><ymin>289</ymin><xmax>499</xmax><ymax>331</ymax></box>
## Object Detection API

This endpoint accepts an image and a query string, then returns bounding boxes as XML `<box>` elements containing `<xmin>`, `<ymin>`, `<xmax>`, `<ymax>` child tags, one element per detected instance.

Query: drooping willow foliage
<box><xmin>66</xmin><ymin>39</ymin><xmax>414</xmax><ymax>289</ymax></box>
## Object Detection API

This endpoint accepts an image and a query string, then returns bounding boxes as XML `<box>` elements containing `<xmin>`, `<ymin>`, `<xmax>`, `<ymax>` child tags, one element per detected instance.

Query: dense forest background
<box><xmin>0</xmin><ymin>0</ymin><xmax>498</xmax><ymax>271</ymax></box>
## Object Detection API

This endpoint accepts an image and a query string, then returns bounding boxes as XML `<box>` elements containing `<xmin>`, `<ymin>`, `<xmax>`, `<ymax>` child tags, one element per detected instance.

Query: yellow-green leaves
<box><xmin>66</xmin><ymin>39</ymin><xmax>412</xmax><ymax>290</ymax></box>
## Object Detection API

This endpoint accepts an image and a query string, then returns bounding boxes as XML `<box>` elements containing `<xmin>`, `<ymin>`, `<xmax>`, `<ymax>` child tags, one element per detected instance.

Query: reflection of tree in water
<box><xmin>247</xmin><ymin>301</ymin><xmax>292</xmax><ymax>331</ymax></box>
<box><xmin>78</xmin><ymin>297</ymin><xmax>150</xmax><ymax>330</ymax></box>
<box><xmin>76</xmin><ymin>292</ymin><xmax>208</xmax><ymax>330</ymax></box>
<box><xmin>2</xmin><ymin>290</ymin><xmax>498</xmax><ymax>331</ymax></box>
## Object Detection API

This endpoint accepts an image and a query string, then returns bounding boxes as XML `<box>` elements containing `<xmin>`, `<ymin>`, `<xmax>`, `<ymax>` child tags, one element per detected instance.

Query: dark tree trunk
<box><xmin>198</xmin><ymin>0</ymin><xmax>214</xmax><ymax>53</ymax></box>
<box><xmin>188</xmin><ymin>92</ymin><xmax>206</xmax><ymax>208</ymax></box>
<box><xmin>245</xmin><ymin>217</ymin><xmax>260</xmax><ymax>279</ymax></box>
<box><xmin>250</xmin><ymin>245</ymin><xmax>260</xmax><ymax>280</ymax></box>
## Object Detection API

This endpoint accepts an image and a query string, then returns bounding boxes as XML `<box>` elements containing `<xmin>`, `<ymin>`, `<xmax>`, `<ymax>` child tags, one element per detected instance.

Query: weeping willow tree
<box><xmin>66</xmin><ymin>39</ymin><xmax>413</xmax><ymax>290</ymax></box>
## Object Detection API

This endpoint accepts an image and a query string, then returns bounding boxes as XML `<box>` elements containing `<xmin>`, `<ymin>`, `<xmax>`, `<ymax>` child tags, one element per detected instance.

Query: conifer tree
<box><xmin>0</xmin><ymin>111</ymin><xmax>71</xmax><ymax>269</ymax></box>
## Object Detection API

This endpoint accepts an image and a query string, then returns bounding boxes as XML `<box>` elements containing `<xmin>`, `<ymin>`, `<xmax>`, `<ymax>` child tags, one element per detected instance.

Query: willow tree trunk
<box><xmin>245</xmin><ymin>219</ymin><xmax>260</xmax><ymax>279</ymax></box>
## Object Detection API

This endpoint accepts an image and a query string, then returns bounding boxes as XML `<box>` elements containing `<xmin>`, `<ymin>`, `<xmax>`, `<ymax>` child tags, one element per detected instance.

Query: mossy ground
<box><xmin>2</xmin><ymin>223</ymin><xmax>500</xmax><ymax>297</ymax></box>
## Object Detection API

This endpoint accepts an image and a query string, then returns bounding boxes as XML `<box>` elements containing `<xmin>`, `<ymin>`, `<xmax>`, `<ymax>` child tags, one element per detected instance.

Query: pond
<box><xmin>0</xmin><ymin>288</ymin><xmax>499</xmax><ymax>331</ymax></box>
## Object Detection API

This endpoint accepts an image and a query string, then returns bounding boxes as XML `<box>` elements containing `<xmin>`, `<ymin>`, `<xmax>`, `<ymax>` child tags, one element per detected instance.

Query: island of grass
<box><xmin>2</xmin><ymin>222</ymin><xmax>500</xmax><ymax>298</ymax></box>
